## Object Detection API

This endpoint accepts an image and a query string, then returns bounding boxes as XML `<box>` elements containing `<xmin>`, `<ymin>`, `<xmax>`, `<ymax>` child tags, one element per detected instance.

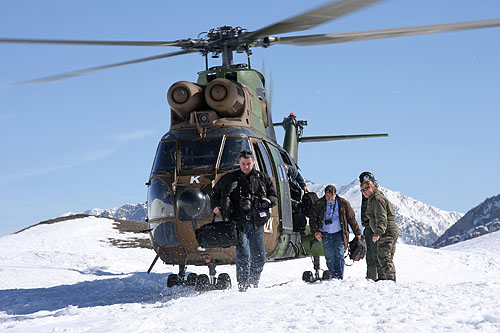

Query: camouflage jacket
<box><xmin>366</xmin><ymin>189</ymin><xmax>399</xmax><ymax>237</ymax></box>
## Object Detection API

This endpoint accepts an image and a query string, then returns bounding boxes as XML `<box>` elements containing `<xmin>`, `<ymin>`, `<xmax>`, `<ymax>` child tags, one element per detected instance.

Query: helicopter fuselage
<box><xmin>147</xmin><ymin>67</ymin><xmax>303</xmax><ymax>267</ymax></box>
<box><xmin>147</xmin><ymin>126</ymin><xmax>302</xmax><ymax>266</ymax></box>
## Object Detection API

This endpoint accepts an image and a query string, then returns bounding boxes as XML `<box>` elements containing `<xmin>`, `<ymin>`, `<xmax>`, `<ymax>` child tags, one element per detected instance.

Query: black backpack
<box><xmin>301</xmin><ymin>191</ymin><xmax>319</xmax><ymax>218</ymax></box>
<box><xmin>348</xmin><ymin>235</ymin><xmax>367</xmax><ymax>261</ymax></box>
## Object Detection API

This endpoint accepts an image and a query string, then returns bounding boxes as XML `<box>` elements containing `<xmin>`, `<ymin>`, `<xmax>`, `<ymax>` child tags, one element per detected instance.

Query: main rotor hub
<box><xmin>199</xmin><ymin>26</ymin><xmax>252</xmax><ymax>67</ymax></box>
<box><xmin>206</xmin><ymin>26</ymin><xmax>244</xmax><ymax>42</ymax></box>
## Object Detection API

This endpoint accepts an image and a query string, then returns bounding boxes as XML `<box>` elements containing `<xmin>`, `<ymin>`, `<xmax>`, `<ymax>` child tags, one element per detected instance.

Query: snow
<box><xmin>1</xmin><ymin>216</ymin><xmax>499</xmax><ymax>332</ymax></box>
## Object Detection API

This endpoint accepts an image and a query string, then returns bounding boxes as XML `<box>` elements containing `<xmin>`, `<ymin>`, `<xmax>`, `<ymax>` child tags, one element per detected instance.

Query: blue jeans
<box><xmin>235</xmin><ymin>219</ymin><xmax>266</xmax><ymax>286</ymax></box>
<box><xmin>322</xmin><ymin>231</ymin><xmax>345</xmax><ymax>279</ymax></box>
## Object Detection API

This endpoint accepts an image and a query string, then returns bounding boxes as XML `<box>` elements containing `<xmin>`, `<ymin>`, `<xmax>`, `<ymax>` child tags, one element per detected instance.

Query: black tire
<box><xmin>186</xmin><ymin>273</ymin><xmax>198</xmax><ymax>286</ymax></box>
<box><xmin>195</xmin><ymin>274</ymin><xmax>211</xmax><ymax>291</ymax></box>
<box><xmin>167</xmin><ymin>274</ymin><xmax>180</xmax><ymax>288</ymax></box>
<box><xmin>302</xmin><ymin>271</ymin><xmax>314</xmax><ymax>283</ymax></box>
<box><xmin>215</xmin><ymin>273</ymin><xmax>232</xmax><ymax>290</ymax></box>
<box><xmin>322</xmin><ymin>270</ymin><xmax>333</xmax><ymax>280</ymax></box>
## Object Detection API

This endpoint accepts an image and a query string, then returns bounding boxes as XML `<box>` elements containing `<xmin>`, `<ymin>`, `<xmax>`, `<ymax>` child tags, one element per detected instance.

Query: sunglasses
<box><xmin>360</xmin><ymin>186</ymin><xmax>370</xmax><ymax>192</ymax></box>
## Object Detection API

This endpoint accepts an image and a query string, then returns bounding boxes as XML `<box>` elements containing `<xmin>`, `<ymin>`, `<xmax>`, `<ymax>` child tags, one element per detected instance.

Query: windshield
<box><xmin>219</xmin><ymin>137</ymin><xmax>251</xmax><ymax>170</ymax></box>
<box><xmin>152</xmin><ymin>141</ymin><xmax>176</xmax><ymax>174</ymax></box>
<box><xmin>148</xmin><ymin>178</ymin><xmax>175</xmax><ymax>219</ymax></box>
<box><xmin>180</xmin><ymin>137</ymin><xmax>222</xmax><ymax>170</ymax></box>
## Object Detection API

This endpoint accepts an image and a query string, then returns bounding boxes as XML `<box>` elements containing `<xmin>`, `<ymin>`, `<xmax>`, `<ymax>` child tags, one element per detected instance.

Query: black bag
<box><xmin>195</xmin><ymin>221</ymin><xmax>242</xmax><ymax>249</ymax></box>
<box><xmin>301</xmin><ymin>192</ymin><xmax>319</xmax><ymax>218</ymax></box>
<box><xmin>348</xmin><ymin>235</ymin><xmax>367</xmax><ymax>261</ymax></box>
<box><xmin>289</xmin><ymin>181</ymin><xmax>302</xmax><ymax>201</ymax></box>
<box><xmin>292</xmin><ymin>209</ymin><xmax>307</xmax><ymax>233</ymax></box>
<box><xmin>253</xmin><ymin>207</ymin><xmax>272</xmax><ymax>227</ymax></box>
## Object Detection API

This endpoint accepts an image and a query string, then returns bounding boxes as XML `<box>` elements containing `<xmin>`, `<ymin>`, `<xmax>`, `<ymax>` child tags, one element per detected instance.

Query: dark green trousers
<box><xmin>363</xmin><ymin>227</ymin><xmax>383</xmax><ymax>281</ymax></box>
<box><xmin>377</xmin><ymin>233</ymin><xmax>398</xmax><ymax>280</ymax></box>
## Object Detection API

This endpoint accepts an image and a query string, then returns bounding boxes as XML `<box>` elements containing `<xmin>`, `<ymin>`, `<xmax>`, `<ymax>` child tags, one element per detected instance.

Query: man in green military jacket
<box><xmin>359</xmin><ymin>172</ymin><xmax>383</xmax><ymax>281</ymax></box>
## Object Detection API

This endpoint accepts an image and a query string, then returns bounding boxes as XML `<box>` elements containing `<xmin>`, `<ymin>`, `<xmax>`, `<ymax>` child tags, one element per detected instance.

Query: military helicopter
<box><xmin>2</xmin><ymin>0</ymin><xmax>500</xmax><ymax>290</ymax></box>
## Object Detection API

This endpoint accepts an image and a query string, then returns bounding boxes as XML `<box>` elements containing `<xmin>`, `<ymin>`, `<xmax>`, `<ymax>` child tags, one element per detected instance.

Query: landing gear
<box><xmin>166</xmin><ymin>260</ymin><xmax>232</xmax><ymax>291</ymax></box>
<box><xmin>302</xmin><ymin>256</ymin><xmax>331</xmax><ymax>283</ymax></box>
<box><xmin>186</xmin><ymin>273</ymin><xmax>198</xmax><ymax>286</ymax></box>
<box><xmin>167</xmin><ymin>273</ymin><xmax>181</xmax><ymax>287</ymax></box>
<box><xmin>215</xmin><ymin>273</ymin><xmax>232</xmax><ymax>290</ymax></box>
<box><xmin>195</xmin><ymin>274</ymin><xmax>211</xmax><ymax>291</ymax></box>
<box><xmin>194</xmin><ymin>260</ymin><xmax>232</xmax><ymax>291</ymax></box>
<box><xmin>322</xmin><ymin>270</ymin><xmax>333</xmax><ymax>280</ymax></box>
<box><xmin>166</xmin><ymin>264</ymin><xmax>186</xmax><ymax>287</ymax></box>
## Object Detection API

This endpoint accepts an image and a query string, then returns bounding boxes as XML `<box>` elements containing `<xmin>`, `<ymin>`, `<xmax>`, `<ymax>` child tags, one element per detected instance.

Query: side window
<box><xmin>267</xmin><ymin>144</ymin><xmax>286</xmax><ymax>183</ymax></box>
<box><xmin>279</xmin><ymin>151</ymin><xmax>293</xmax><ymax>165</ymax></box>
<box><xmin>257</xmin><ymin>141</ymin><xmax>274</xmax><ymax>179</ymax></box>
<box><xmin>252</xmin><ymin>142</ymin><xmax>265</xmax><ymax>173</ymax></box>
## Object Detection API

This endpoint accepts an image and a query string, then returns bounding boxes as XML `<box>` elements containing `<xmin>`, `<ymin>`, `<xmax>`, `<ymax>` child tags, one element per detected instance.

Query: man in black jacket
<box><xmin>211</xmin><ymin>150</ymin><xmax>277</xmax><ymax>292</ymax></box>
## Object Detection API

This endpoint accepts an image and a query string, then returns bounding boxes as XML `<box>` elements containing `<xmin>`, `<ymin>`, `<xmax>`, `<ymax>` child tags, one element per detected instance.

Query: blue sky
<box><xmin>1</xmin><ymin>0</ymin><xmax>499</xmax><ymax>236</ymax></box>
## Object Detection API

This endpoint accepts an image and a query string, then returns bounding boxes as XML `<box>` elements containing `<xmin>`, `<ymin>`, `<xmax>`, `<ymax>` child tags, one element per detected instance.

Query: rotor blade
<box><xmin>0</xmin><ymin>38</ymin><xmax>185</xmax><ymax>47</ymax></box>
<box><xmin>243</xmin><ymin>0</ymin><xmax>383</xmax><ymax>41</ymax></box>
<box><xmin>299</xmin><ymin>133</ymin><xmax>388</xmax><ymax>143</ymax></box>
<box><xmin>16</xmin><ymin>49</ymin><xmax>198</xmax><ymax>84</ymax></box>
<box><xmin>269</xmin><ymin>19</ymin><xmax>500</xmax><ymax>46</ymax></box>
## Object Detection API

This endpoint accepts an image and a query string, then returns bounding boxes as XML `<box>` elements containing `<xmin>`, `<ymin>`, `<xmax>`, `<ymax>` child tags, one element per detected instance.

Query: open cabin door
<box><xmin>253</xmin><ymin>140</ymin><xmax>293</xmax><ymax>233</ymax></box>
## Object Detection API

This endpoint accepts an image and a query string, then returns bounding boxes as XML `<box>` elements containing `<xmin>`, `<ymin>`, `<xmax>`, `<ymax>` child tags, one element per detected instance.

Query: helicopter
<box><xmin>2</xmin><ymin>0</ymin><xmax>500</xmax><ymax>290</ymax></box>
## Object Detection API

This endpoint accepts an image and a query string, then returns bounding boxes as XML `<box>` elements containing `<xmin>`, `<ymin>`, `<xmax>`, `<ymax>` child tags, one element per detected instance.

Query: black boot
<box><xmin>377</xmin><ymin>275</ymin><xmax>396</xmax><ymax>282</ymax></box>
<box><xmin>238</xmin><ymin>283</ymin><xmax>249</xmax><ymax>292</ymax></box>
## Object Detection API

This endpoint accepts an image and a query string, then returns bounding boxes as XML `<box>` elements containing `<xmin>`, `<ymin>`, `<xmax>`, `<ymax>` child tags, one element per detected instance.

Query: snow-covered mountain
<box><xmin>1</xmin><ymin>216</ymin><xmax>499</xmax><ymax>331</ymax></box>
<box><xmin>84</xmin><ymin>180</ymin><xmax>462</xmax><ymax>247</ymax></box>
<box><xmin>84</xmin><ymin>203</ymin><xmax>147</xmax><ymax>222</ymax></box>
<box><xmin>433</xmin><ymin>194</ymin><xmax>500</xmax><ymax>248</ymax></box>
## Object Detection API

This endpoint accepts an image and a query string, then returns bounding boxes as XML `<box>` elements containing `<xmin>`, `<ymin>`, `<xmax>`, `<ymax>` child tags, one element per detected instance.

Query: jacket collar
<box><xmin>238</xmin><ymin>168</ymin><xmax>256</xmax><ymax>177</ymax></box>
<box><xmin>321</xmin><ymin>194</ymin><xmax>342</xmax><ymax>205</ymax></box>
<box><xmin>367</xmin><ymin>189</ymin><xmax>381</xmax><ymax>202</ymax></box>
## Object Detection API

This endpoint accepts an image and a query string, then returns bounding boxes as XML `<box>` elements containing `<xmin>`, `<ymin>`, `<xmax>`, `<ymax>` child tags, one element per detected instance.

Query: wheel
<box><xmin>167</xmin><ymin>274</ymin><xmax>180</xmax><ymax>288</ymax></box>
<box><xmin>215</xmin><ymin>273</ymin><xmax>232</xmax><ymax>290</ymax></box>
<box><xmin>302</xmin><ymin>271</ymin><xmax>314</xmax><ymax>283</ymax></box>
<box><xmin>322</xmin><ymin>270</ymin><xmax>333</xmax><ymax>280</ymax></box>
<box><xmin>186</xmin><ymin>273</ymin><xmax>198</xmax><ymax>286</ymax></box>
<box><xmin>195</xmin><ymin>274</ymin><xmax>211</xmax><ymax>291</ymax></box>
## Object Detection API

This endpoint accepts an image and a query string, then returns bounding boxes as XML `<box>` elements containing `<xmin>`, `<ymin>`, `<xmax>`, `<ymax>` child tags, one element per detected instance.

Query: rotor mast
<box><xmin>206</xmin><ymin>26</ymin><xmax>250</xmax><ymax>69</ymax></box>
<box><xmin>222</xmin><ymin>45</ymin><xmax>233</xmax><ymax>67</ymax></box>
<box><xmin>274</xmin><ymin>113</ymin><xmax>307</xmax><ymax>162</ymax></box>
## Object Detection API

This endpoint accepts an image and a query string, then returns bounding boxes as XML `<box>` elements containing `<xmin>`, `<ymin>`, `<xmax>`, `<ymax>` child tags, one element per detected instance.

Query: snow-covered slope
<box><xmin>0</xmin><ymin>216</ymin><xmax>499</xmax><ymax>332</ymax></box>
<box><xmin>307</xmin><ymin>180</ymin><xmax>463</xmax><ymax>246</ymax></box>
<box><xmin>84</xmin><ymin>180</ymin><xmax>462</xmax><ymax>247</ymax></box>
<box><xmin>433</xmin><ymin>194</ymin><xmax>500</xmax><ymax>248</ymax></box>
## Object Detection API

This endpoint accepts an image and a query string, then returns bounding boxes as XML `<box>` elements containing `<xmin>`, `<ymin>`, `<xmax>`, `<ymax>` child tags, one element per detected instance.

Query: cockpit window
<box><xmin>180</xmin><ymin>137</ymin><xmax>222</xmax><ymax>170</ymax></box>
<box><xmin>148</xmin><ymin>178</ymin><xmax>175</xmax><ymax>219</ymax></box>
<box><xmin>219</xmin><ymin>137</ymin><xmax>251</xmax><ymax>170</ymax></box>
<box><xmin>152</xmin><ymin>141</ymin><xmax>176</xmax><ymax>173</ymax></box>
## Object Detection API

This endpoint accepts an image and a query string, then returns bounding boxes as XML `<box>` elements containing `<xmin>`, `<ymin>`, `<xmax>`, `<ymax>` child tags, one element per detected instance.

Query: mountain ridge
<box><xmin>433</xmin><ymin>193</ymin><xmax>500</xmax><ymax>248</ymax></box>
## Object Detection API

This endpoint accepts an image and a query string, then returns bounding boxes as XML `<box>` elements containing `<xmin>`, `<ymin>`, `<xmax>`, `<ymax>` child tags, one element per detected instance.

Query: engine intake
<box><xmin>205</xmin><ymin>78</ymin><xmax>245</xmax><ymax>117</ymax></box>
<box><xmin>167</xmin><ymin>81</ymin><xmax>204</xmax><ymax>119</ymax></box>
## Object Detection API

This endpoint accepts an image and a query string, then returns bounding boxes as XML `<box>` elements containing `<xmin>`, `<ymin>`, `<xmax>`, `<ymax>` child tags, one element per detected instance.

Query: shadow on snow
<box><xmin>0</xmin><ymin>272</ymin><xmax>197</xmax><ymax>316</ymax></box>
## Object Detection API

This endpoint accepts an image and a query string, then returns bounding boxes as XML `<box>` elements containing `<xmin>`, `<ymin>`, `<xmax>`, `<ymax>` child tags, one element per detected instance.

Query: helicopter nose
<box><xmin>177</xmin><ymin>188</ymin><xmax>210</xmax><ymax>220</ymax></box>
